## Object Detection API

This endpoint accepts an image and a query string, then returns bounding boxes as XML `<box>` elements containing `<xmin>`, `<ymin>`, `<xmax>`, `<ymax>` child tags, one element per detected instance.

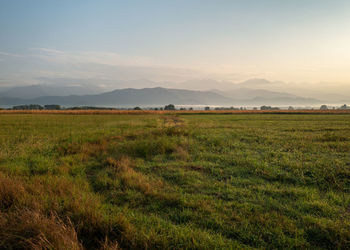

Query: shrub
<box><xmin>164</xmin><ymin>104</ymin><xmax>175</xmax><ymax>110</ymax></box>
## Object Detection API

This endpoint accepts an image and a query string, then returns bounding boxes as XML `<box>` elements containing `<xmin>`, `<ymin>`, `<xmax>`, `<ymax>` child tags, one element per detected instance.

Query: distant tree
<box><xmin>133</xmin><ymin>106</ymin><xmax>142</xmax><ymax>110</ymax></box>
<box><xmin>154</xmin><ymin>107</ymin><xmax>159</xmax><ymax>111</ymax></box>
<box><xmin>12</xmin><ymin>105</ymin><xmax>25</xmax><ymax>110</ymax></box>
<box><xmin>229</xmin><ymin>106</ymin><xmax>239</xmax><ymax>110</ymax></box>
<box><xmin>260</xmin><ymin>105</ymin><xmax>279</xmax><ymax>110</ymax></box>
<box><xmin>44</xmin><ymin>104</ymin><xmax>61</xmax><ymax>110</ymax></box>
<box><xmin>67</xmin><ymin>106</ymin><xmax>116</xmax><ymax>110</ymax></box>
<box><xmin>288</xmin><ymin>106</ymin><xmax>294</xmax><ymax>110</ymax></box>
<box><xmin>340</xmin><ymin>104</ymin><xmax>348</xmax><ymax>110</ymax></box>
<box><xmin>189</xmin><ymin>107</ymin><xmax>193</xmax><ymax>110</ymax></box>
<box><xmin>253</xmin><ymin>107</ymin><xmax>258</xmax><ymax>110</ymax></box>
<box><xmin>320</xmin><ymin>105</ymin><xmax>328</xmax><ymax>110</ymax></box>
<box><xmin>180</xmin><ymin>107</ymin><xmax>186</xmax><ymax>110</ymax></box>
<box><xmin>204</xmin><ymin>106</ymin><xmax>210</xmax><ymax>111</ymax></box>
<box><xmin>13</xmin><ymin>104</ymin><xmax>43</xmax><ymax>110</ymax></box>
<box><xmin>164</xmin><ymin>104</ymin><xmax>175</xmax><ymax>110</ymax></box>
<box><xmin>29</xmin><ymin>104</ymin><xmax>43</xmax><ymax>110</ymax></box>
<box><xmin>260</xmin><ymin>105</ymin><xmax>271</xmax><ymax>110</ymax></box>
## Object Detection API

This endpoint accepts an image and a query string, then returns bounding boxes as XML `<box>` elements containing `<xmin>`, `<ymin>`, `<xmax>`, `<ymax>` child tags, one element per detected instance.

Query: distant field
<box><xmin>0</xmin><ymin>113</ymin><xmax>349</xmax><ymax>249</ymax></box>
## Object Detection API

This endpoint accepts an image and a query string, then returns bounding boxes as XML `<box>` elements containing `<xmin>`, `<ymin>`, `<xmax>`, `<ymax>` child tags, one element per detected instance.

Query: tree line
<box><xmin>3</xmin><ymin>103</ymin><xmax>349</xmax><ymax>111</ymax></box>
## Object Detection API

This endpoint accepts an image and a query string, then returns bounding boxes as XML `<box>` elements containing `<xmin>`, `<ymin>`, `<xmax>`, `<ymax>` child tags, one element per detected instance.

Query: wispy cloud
<box><xmin>0</xmin><ymin>48</ymin><xmax>265</xmax><ymax>84</ymax></box>
<box><xmin>31</xmin><ymin>48</ymin><xmax>157</xmax><ymax>67</ymax></box>
<box><xmin>0</xmin><ymin>48</ymin><xmax>208</xmax><ymax>86</ymax></box>
<box><xmin>0</xmin><ymin>51</ymin><xmax>25</xmax><ymax>58</ymax></box>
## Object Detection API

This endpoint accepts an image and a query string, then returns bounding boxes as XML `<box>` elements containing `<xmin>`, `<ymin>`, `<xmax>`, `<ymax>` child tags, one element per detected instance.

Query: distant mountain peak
<box><xmin>241</xmin><ymin>78</ymin><xmax>271</xmax><ymax>85</ymax></box>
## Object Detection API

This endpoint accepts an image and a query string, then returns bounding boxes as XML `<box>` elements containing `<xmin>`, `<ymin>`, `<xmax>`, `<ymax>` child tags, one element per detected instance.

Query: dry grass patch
<box><xmin>106</xmin><ymin>156</ymin><xmax>164</xmax><ymax>195</ymax></box>
<box><xmin>173</xmin><ymin>146</ymin><xmax>190</xmax><ymax>161</ymax></box>
<box><xmin>0</xmin><ymin>209</ymin><xmax>82</xmax><ymax>250</ymax></box>
<box><xmin>0</xmin><ymin>174</ymin><xmax>83</xmax><ymax>249</ymax></box>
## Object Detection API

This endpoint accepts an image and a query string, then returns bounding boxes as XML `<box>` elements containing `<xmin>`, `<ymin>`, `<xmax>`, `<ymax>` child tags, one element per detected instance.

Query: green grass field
<box><xmin>0</xmin><ymin>113</ymin><xmax>349</xmax><ymax>249</ymax></box>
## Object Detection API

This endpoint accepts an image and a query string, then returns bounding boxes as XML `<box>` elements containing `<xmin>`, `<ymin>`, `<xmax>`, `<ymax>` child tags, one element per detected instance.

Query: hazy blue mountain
<box><xmin>1</xmin><ymin>78</ymin><xmax>349</xmax><ymax>105</ymax></box>
<box><xmin>0</xmin><ymin>86</ymin><xmax>324</xmax><ymax>108</ymax></box>
<box><xmin>177</xmin><ymin>79</ymin><xmax>236</xmax><ymax>90</ymax></box>
<box><xmin>212</xmin><ymin>88</ymin><xmax>298</xmax><ymax>100</ymax></box>
<box><xmin>211</xmin><ymin>87</ymin><xmax>322</xmax><ymax>105</ymax></box>
<box><xmin>234</xmin><ymin>96</ymin><xmax>321</xmax><ymax>106</ymax></box>
<box><xmin>0</xmin><ymin>83</ymin><xmax>104</xmax><ymax>99</ymax></box>
<box><xmin>0</xmin><ymin>87</ymin><xmax>234</xmax><ymax>107</ymax></box>
<box><xmin>232</xmin><ymin>79</ymin><xmax>350</xmax><ymax>103</ymax></box>
<box><xmin>239</xmin><ymin>78</ymin><xmax>272</xmax><ymax>86</ymax></box>
<box><xmin>0</xmin><ymin>97</ymin><xmax>27</xmax><ymax>107</ymax></box>
<box><xmin>0</xmin><ymin>85</ymin><xmax>49</xmax><ymax>99</ymax></box>
<box><xmin>95</xmin><ymin>87</ymin><xmax>234</xmax><ymax>106</ymax></box>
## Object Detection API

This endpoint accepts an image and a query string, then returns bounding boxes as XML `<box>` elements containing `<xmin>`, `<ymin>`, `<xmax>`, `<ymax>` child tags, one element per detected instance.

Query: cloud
<box><xmin>0</xmin><ymin>51</ymin><xmax>25</xmax><ymax>58</ymax></box>
<box><xmin>31</xmin><ymin>48</ymin><xmax>157</xmax><ymax>67</ymax></box>
<box><xmin>0</xmin><ymin>48</ymin><xmax>267</xmax><ymax>85</ymax></box>
<box><xmin>0</xmin><ymin>48</ymin><xmax>209</xmax><ymax>86</ymax></box>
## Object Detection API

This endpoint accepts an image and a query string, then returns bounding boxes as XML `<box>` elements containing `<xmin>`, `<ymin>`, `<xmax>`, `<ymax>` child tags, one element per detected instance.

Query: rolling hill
<box><xmin>0</xmin><ymin>85</ymin><xmax>323</xmax><ymax>108</ymax></box>
<box><xmin>0</xmin><ymin>87</ymin><xmax>234</xmax><ymax>107</ymax></box>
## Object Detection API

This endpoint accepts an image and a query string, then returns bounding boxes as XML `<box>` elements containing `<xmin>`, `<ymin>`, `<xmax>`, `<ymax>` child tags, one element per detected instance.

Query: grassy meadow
<box><xmin>0</xmin><ymin>112</ymin><xmax>349</xmax><ymax>249</ymax></box>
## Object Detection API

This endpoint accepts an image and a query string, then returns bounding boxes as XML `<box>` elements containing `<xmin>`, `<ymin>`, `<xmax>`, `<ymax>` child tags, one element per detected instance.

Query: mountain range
<box><xmin>0</xmin><ymin>78</ymin><xmax>348</xmax><ymax>108</ymax></box>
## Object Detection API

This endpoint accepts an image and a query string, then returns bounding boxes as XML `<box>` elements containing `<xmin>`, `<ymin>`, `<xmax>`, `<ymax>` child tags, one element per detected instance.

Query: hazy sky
<box><xmin>1</xmin><ymin>0</ymin><xmax>350</xmax><ymax>87</ymax></box>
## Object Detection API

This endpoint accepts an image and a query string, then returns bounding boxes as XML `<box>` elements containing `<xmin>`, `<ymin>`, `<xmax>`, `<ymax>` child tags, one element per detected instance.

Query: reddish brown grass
<box><xmin>0</xmin><ymin>209</ymin><xmax>83</xmax><ymax>250</ymax></box>
<box><xmin>0</xmin><ymin>172</ymin><xmax>137</xmax><ymax>249</ymax></box>
<box><xmin>0</xmin><ymin>174</ymin><xmax>83</xmax><ymax>249</ymax></box>
<box><xmin>106</xmin><ymin>156</ymin><xmax>161</xmax><ymax>195</ymax></box>
<box><xmin>0</xmin><ymin>109</ymin><xmax>350</xmax><ymax>115</ymax></box>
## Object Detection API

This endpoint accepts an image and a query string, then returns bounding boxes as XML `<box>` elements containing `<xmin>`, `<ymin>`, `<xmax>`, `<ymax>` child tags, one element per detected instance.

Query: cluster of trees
<box><xmin>6</xmin><ymin>103</ymin><xmax>350</xmax><ymax>111</ymax></box>
<box><xmin>260</xmin><ymin>105</ymin><xmax>280</xmax><ymax>110</ymax></box>
<box><xmin>12</xmin><ymin>104</ymin><xmax>61</xmax><ymax>110</ymax></box>
<box><xmin>164</xmin><ymin>104</ymin><xmax>175</xmax><ymax>110</ymax></box>
<box><xmin>68</xmin><ymin>106</ymin><xmax>117</xmax><ymax>110</ymax></box>
<box><xmin>10</xmin><ymin>105</ymin><xmax>118</xmax><ymax>110</ymax></box>
<box><xmin>133</xmin><ymin>104</ymin><xmax>177</xmax><ymax>111</ymax></box>
<box><xmin>319</xmin><ymin>104</ymin><xmax>349</xmax><ymax>110</ymax></box>
<box><xmin>135</xmin><ymin>104</ymin><xmax>345</xmax><ymax>111</ymax></box>
<box><xmin>214</xmin><ymin>107</ymin><xmax>245</xmax><ymax>110</ymax></box>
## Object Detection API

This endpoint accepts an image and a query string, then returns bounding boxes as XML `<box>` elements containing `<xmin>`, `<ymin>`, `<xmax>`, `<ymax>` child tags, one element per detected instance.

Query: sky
<box><xmin>1</xmin><ymin>0</ymin><xmax>350</xmax><ymax>88</ymax></box>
